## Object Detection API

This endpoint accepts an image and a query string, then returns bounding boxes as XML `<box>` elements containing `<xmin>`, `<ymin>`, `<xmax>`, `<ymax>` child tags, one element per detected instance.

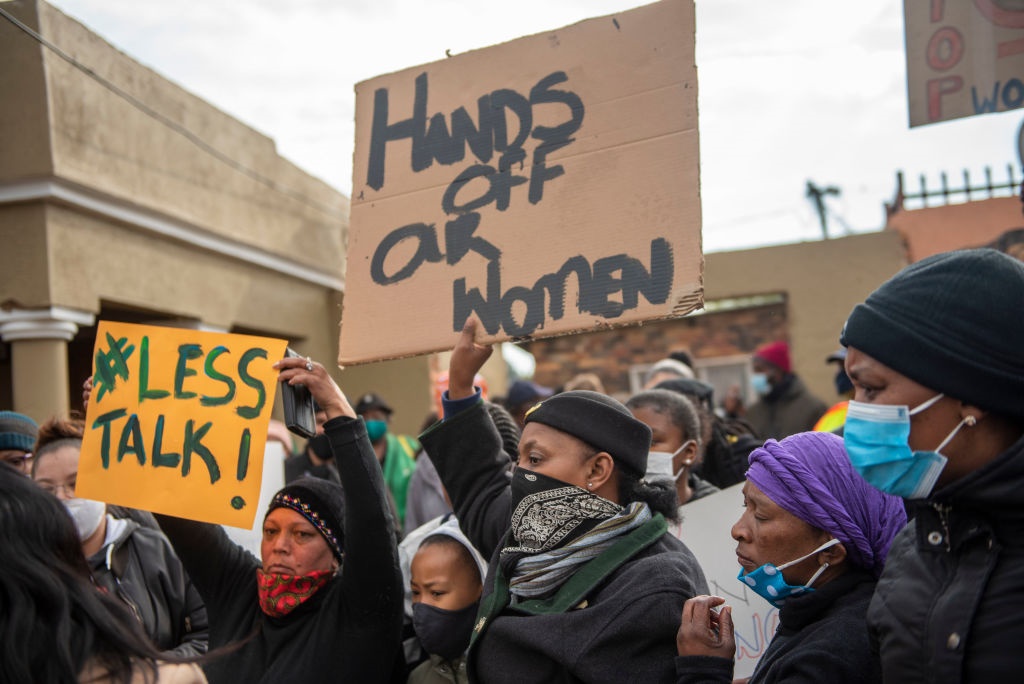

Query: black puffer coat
<box><xmin>868</xmin><ymin>434</ymin><xmax>1024</xmax><ymax>683</ymax></box>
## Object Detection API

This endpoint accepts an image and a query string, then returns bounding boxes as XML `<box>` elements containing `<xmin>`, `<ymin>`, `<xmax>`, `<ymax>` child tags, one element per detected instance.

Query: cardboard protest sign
<box><xmin>340</xmin><ymin>0</ymin><xmax>702</xmax><ymax>365</ymax></box>
<box><xmin>677</xmin><ymin>484</ymin><xmax>772</xmax><ymax>678</ymax></box>
<box><xmin>77</xmin><ymin>321</ymin><xmax>287</xmax><ymax>528</ymax></box>
<box><xmin>905</xmin><ymin>0</ymin><xmax>1024</xmax><ymax>127</ymax></box>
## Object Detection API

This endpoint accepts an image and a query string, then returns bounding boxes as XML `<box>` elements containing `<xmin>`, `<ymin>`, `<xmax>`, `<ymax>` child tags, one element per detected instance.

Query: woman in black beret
<box><xmin>419</xmin><ymin>319</ymin><xmax>709</xmax><ymax>684</ymax></box>
<box><xmin>838</xmin><ymin>248</ymin><xmax>1024</xmax><ymax>683</ymax></box>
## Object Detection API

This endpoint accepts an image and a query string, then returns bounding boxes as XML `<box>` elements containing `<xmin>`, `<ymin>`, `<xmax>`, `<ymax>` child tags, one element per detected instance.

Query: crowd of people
<box><xmin>2</xmin><ymin>247</ymin><xmax>1023</xmax><ymax>683</ymax></box>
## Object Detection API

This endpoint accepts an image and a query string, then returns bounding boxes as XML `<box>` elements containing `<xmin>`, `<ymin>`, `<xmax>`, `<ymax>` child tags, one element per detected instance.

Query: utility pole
<box><xmin>806</xmin><ymin>180</ymin><xmax>840</xmax><ymax>239</ymax></box>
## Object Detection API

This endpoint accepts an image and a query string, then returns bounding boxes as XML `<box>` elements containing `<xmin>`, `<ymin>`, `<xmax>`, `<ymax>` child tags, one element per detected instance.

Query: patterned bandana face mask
<box><xmin>256</xmin><ymin>569</ymin><xmax>334</xmax><ymax>618</ymax></box>
<box><xmin>505</xmin><ymin>468</ymin><xmax>622</xmax><ymax>554</ymax></box>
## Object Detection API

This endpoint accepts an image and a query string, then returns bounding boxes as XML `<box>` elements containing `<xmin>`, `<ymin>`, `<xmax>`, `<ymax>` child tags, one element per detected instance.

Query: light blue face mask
<box><xmin>750</xmin><ymin>372</ymin><xmax>770</xmax><ymax>396</ymax></box>
<box><xmin>844</xmin><ymin>393</ymin><xmax>974</xmax><ymax>500</ymax></box>
<box><xmin>738</xmin><ymin>538</ymin><xmax>839</xmax><ymax>609</ymax></box>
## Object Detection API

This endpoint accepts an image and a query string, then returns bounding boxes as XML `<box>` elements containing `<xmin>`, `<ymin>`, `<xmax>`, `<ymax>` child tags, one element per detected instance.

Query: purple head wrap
<box><xmin>745</xmin><ymin>432</ymin><xmax>906</xmax><ymax>577</ymax></box>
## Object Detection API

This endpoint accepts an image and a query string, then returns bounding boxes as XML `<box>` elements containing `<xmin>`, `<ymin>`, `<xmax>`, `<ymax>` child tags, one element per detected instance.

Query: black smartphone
<box><xmin>282</xmin><ymin>348</ymin><xmax>317</xmax><ymax>439</ymax></box>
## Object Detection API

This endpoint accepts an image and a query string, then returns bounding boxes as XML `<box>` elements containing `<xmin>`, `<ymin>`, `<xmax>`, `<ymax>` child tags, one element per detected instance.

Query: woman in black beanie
<box><xmin>146</xmin><ymin>357</ymin><xmax>403</xmax><ymax>683</ymax></box>
<box><xmin>838</xmin><ymin>248</ymin><xmax>1024</xmax><ymax>683</ymax></box>
<box><xmin>418</xmin><ymin>319</ymin><xmax>708</xmax><ymax>684</ymax></box>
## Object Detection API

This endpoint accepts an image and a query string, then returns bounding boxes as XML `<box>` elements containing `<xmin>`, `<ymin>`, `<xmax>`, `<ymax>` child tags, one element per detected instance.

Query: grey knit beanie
<box><xmin>0</xmin><ymin>412</ymin><xmax>38</xmax><ymax>452</ymax></box>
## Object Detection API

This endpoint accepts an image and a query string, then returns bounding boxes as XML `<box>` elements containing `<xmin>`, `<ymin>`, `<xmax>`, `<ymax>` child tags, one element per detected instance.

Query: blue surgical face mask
<box><xmin>844</xmin><ymin>393</ymin><xmax>972</xmax><ymax>500</ymax></box>
<box><xmin>364</xmin><ymin>419</ymin><xmax>388</xmax><ymax>442</ymax></box>
<box><xmin>738</xmin><ymin>538</ymin><xmax>839</xmax><ymax>609</ymax></box>
<box><xmin>750</xmin><ymin>372</ymin><xmax>770</xmax><ymax>396</ymax></box>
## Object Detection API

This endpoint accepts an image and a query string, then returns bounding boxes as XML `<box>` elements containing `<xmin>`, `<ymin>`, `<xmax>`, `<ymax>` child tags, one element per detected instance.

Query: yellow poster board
<box><xmin>76</xmin><ymin>321</ymin><xmax>287</xmax><ymax>528</ymax></box>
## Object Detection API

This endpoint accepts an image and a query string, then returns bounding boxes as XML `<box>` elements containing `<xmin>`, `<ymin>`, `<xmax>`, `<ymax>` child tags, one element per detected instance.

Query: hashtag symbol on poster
<box><xmin>93</xmin><ymin>332</ymin><xmax>135</xmax><ymax>403</ymax></box>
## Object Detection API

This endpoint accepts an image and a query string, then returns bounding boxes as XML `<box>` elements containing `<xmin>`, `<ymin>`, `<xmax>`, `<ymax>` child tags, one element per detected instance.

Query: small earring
<box><xmin>587</xmin><ymin>482</ymin><xmax>593</xmax><ymax>489</ymax></box>
<box><xmin>965</xmin><ymin>415</ymin><xmax>977</xmax><ymax>426</ymax></box>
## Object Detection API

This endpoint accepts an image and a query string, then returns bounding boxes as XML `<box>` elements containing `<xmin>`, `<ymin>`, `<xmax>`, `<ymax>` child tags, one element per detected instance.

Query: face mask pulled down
<box><xmin>63</xmin><ymin>497</ymin><xmax>106</xmax><ymax>541</ymax></box>
<box><xmin>738</xmin><ymin>538</ymin><xmax>839</xmax><ymax>609</ymax></box>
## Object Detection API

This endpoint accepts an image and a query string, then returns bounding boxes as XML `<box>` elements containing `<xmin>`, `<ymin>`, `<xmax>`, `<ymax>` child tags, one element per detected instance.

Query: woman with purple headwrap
<box><xmin>674</xmin><ymin>431</ymin><xmax>906</xmax><ymax>683</ymax></box>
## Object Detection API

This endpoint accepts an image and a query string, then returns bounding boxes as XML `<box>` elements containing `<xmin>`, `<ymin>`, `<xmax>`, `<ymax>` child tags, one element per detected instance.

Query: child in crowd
<box><xmin>408</xmin><ymin>530</ymin><xmax>486</xmax><ymax>684</ymax></box>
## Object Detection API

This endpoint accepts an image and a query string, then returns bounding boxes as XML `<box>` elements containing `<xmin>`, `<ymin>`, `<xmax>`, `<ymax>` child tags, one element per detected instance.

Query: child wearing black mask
<box><xmin>409</xmin><ymin>532</ymin><xmax>485</xmax><ymax>684</ymax></box>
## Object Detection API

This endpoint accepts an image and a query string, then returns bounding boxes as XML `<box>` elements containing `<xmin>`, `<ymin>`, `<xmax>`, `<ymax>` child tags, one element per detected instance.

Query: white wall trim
<box><xmin>0</xmin><ymin>307</ymin><xmax>95</xmax><ymax>342</ymax></box>
<box><xmin>0</xmin><ymin>177</ymin><xmax>345</xmax><ymax>291</ymax></box>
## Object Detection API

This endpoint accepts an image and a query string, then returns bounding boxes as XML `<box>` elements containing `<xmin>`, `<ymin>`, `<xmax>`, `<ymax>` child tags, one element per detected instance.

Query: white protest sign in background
<box><xmin>340</xmin><ymin>0</ymin><xmax>702</xmax><ymax>365</ymax></box>
<box><xmin>678</xmin><ymin>483</ymin><xmax>776</xmax><ymax>679</ymax></box>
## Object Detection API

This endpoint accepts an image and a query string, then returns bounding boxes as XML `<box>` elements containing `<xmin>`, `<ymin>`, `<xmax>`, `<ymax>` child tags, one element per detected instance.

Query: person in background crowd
<box><xmin>356</xmin><ymin>392</ymin><xmax>420</xmax><ymax>530</ymax></box>
<box><xmin>504</xmin><ymin>379</ymin><xmax>554</xmax><ymax>430</ymax></box>
<box><xmin>676</xmin><ymin>432</ymin><xmax>906</xmax><ymax>683</ymax></box>
<box><xmin>32</xmin><ymin>416</ymin><xmax>209</xmax><ymax>658</ymax></box>
<box><xmin>136</xmin><ymin>355</ymin><xmax>404</xmax><ymax>684</ymax></box>
<box><xmin>644</xmin><ymin>357</ymin><xmax>695</xmax><ymax>389</ymax></box>
<box><xmin>407</xmin><ymin>527</ymin><xmax>487</xmax><ymax>684</ymax></box>
<box><xmin>0</xmin><ymin>410</ymin><xmax>37</xmax><ymax>475</ymax></box>
<box><xmin>562</xmin><ymin>372</ymin><xmax>606</xmax><ymax>394</ymax></box>
<box><xmin>626</xmin><ymin>389</ymin><xmax>718</xmax><ymax>521</ymax></box>
<box><xmin>420</xmin><ymin>319</ymin><xmax>708</xmax><ymax>683</ymax></box>
<box><xmin>839</xmin><ymin>248</ymin><xmax>1024</xmax><ymax>682</ymax></box>
<box><xmin>655</xmin><ymin>378</ymin><xmax>758</xmax><ymax>489</ymax></box>
<box><xmin>0</xmin><ymin>463</ymin><xmax>207</xmax><ymax>683</ymax></box>
<box><xmin>744</xmin><ymin>341</ymin><xmax>828</xmax><ymax>440</ymax></box>
<box><xmin>813</xmin><ymin>348</ymin><xmax>854</xmax><ymax>434</ymax></box>
<box><xmin>284</xmin><ymin>432</ymin><xmax>340</xmax><ymax>485</ymax></box>
<box><xmin>405</xmin><ymin>401</ymin><xmax>519</xmax><ymax>536</ymax></box>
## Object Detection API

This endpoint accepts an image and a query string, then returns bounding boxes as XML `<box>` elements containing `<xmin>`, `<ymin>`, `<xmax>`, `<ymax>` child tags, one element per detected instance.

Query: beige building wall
<box><xmin>887</xmin><ymin>195</ymin><xmax>1022</xmax><ymax>262</ymax></box>
<box><xmin>703</xmin><ymin>230</ymin><xmax>907</xmax><ymax>399</ymax></box>
<box><xmin>0</xmin><ymin>0</ymin><xmax>358</xmax><ymax>422</ymax></box>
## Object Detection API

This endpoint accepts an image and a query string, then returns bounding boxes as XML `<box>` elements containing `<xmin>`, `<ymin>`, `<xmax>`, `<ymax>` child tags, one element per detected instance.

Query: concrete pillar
<box><xmin>0</xmin><ymin>307</ymin><xmax>95</xmax><ymax>422</ymax></box>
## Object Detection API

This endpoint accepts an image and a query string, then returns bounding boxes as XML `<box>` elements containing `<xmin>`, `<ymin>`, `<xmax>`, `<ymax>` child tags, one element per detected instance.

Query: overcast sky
<box><xmin>40</xmin><ymin>0</ymin><xmax>1024</xmax><ymax>252</ymax></box>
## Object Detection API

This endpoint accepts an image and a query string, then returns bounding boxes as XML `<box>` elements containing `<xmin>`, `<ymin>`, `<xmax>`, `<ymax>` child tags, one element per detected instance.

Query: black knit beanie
<box><xmin>841</xmin><ymin>248</ymin><xmax>1024</xmax><ymax>419</ymax></box>
<box><xmin>267</xmin><ymin>476</ymin><xmax>345</xmax><ymax>560</ymax></box>
<box><xmin>524</xmin><ymin>390</ymin><xmax>652</xmax><ymax>476</ymax></box>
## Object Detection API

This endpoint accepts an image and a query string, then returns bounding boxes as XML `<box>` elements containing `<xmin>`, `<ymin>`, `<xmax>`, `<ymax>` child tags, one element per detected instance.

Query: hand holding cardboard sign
<box><xmin>448</xmin><ymin>318</ymin><xmax>492</xmax><ymax>401</ymax></box>
<box><xmin>677</xmin><ymin>595</ymin><xmax>735</xmax><ymax>659</ymax></box>
<box><xmin>274</xmin><ymin>356</ymin><xmax>355</xmax><ymax>422</ymax></box>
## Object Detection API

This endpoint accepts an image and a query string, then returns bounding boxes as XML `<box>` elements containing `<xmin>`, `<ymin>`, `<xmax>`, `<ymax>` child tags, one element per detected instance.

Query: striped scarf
<box><xmin>504</xmin><ymin>501</ymin><xmax>652</xmax><ymax>600</ymax></box>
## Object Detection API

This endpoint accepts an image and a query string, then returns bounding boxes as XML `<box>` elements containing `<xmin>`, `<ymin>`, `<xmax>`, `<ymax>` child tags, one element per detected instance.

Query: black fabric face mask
<box><xmin>412</xmin><ymin>600</ymin><xmax>480</xmax><ymax>661</ymax></box>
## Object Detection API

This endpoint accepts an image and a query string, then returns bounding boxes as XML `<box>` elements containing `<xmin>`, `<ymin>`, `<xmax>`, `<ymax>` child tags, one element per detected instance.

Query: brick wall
<box><xmin>523</xmin><ymin>301</ymin><xmax>788</xmax><ymax>397</ymax></box>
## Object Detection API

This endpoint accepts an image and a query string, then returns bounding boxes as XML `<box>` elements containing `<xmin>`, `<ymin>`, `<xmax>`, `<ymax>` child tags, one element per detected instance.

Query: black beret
<box><xmin>524</xmin><ymin>390</ymin><xmax>652</xmax><ymax>476</ymax></box>
<box><xmin>841</xmin><ymin>248</ymin><xmax>1024</xmax><ymax>419</ymax></box>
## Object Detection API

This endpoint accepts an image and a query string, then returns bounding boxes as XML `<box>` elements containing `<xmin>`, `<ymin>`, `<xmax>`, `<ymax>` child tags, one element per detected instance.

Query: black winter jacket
<box><xmin>868</xmin><ymin>433</ymin><xmax>1024</xmax><ymax>683</ymax></box>
<box><xmin>674</xmin><ymin>569</ymin><xmax>880</xmax><ymax>683</ymax></box>
<box><xmin>157</xmin><ymin>416</ymin><xmax>403</xmax><ymax>684</ymax></box>
<box><xmin>89</xmin><ymin>516</ymin><xmax>209</xmax><ymax>657</ymax></box>
<box><xmin>421</xmin><ymin>400</ymin><xmax>709</xmax><ymax>684</ymax></box>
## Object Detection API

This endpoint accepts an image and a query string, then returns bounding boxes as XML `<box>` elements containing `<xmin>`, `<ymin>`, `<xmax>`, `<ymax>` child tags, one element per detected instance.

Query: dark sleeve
<box><xmin>155</xmin><ymin>513</ymin><xmax>258</xmax><ymax>620</ymax></box>
<box><xmin>419</xmin><ymin>400</ymin><xmax>512</xmax><ymax>560</ymax></box>
<box><xmin>673</xmin><ymin>656</ymin><xmax>734</xmax><ymax>684</ymax></box>
<box><xmin>324</xmin><ymin>416</ymin><xmax>403</xmax><ymax>621</ymax></box>
<box><xmin>167</xmin><ymin>570</ymin><xmax>210</xmax><ymax>658</ymax></box>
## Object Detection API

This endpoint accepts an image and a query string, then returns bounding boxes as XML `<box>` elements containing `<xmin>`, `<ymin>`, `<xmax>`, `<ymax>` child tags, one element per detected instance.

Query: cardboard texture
<box><xmin>76</xmin><ymin>321</ymin><xmax>287</xmax><ymax>529</ymax></box>
<box><xmin>905</xmin><ymin>0</ymin><xmax>1024</xmax><ymax>127</ymax></box>
<box><xmin>679</xmin><ymin>484</ymin><xmax>769</xmax><ymax>678</ymax></box>
<box><xmin>340</xmin><ymin>0</ymin><xmax>702</xmax><ymax>365</ymax></box>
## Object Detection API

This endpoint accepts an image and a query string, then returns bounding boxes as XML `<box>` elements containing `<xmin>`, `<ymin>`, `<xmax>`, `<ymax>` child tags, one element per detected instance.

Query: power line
<box><xmin>0</xmin><ymin>6</ymin><xmax>343</xmax><ymax>219</ymax></box>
